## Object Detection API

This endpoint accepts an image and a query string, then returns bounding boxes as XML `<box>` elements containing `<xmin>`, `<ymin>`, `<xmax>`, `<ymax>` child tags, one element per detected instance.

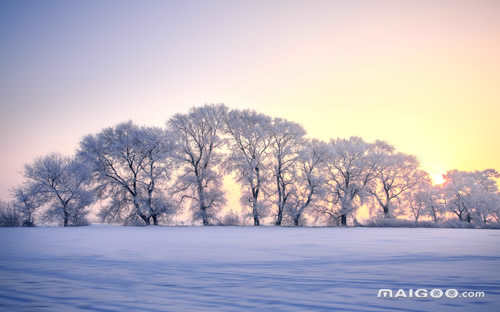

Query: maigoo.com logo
<box><xmin>377</xmin><ymin>288</ymin><xmax>485</xmax><ymax>299</ymax></box>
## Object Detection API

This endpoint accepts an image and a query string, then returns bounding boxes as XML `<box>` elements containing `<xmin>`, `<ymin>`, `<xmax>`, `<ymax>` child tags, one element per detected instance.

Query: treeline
<box><xmin>2</xmin><ymin>104</ymin><xmax>499</xmax><ymax>227</ymax></box>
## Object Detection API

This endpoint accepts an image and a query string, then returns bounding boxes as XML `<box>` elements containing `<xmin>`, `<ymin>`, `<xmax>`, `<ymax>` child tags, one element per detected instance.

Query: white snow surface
<box><xmin>0</xmin><ymin>225</ymin><xmax>499</xmax><ymax>311</ymax></box>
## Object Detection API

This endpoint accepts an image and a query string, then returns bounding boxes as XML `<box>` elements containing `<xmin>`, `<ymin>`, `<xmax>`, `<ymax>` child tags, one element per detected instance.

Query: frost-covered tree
<box><xmin>369</xmin><ymin>143</ymin><xmax>424</xmax><ymax>218</ymax></box>
<box><xmin>137</xmin><ymin>127</ymin><xmax>178</xmax><ymax>225</ymax></box>
<box><xmin>22</xmin><ymin>154</ymin><xmax>93</xmax><ymax>226</ymax></box>
<box><xmin>168</xmin><ymin>104</ymin><xmax>227</xmax><ymax>225</ymax></box>
<box><xmin>486</xmin><ymin>193</ymin><xmax>500</xmax><ymax>223</ymax></box>
<box><xmin>325</xmin><ymin>137</ymin><xmax>379</xmax><ymax>226</ymax></box>
<box><xmin>12</xmin><ymin>184</ymin><xmax>43</xmax><ymax>226</ymax></box>
<box><xmin>466</xmin><ymin>170</ymin><xmax>500</xmax><ymax>225</ymax></box>
<box><xmin>269</xmin><ymin>118</ymin><xmax>306</xmax><ymax>225</ymax></box>
<box><xmin>425</xmin><ymin>185</ymin><xmax>447</xmax><ymax>223</ymax></box>
<box><xmin>401</xmin><ymin>173</ymin><xmax>434</xmax><ymax>222</ymax></box>
<box><xmin>472</xmin><ymin>192</ymin><xmax>500</xmax><ymax>224</ymax></box>
<box><xmin>285</xmin><ymin>139</ymin><xmax>328</xmax><ymax>226</ymax></box>
<box><xmin>0</xmin><ymin>201</ymin><xmax>22</xmax><ymax>227</ymax></box>
<box><xmin>224</xmin><ymin>109</ymin><xmax>273</xmax><ymax>226</ymax></box>
<box><xmin>405</xmin><ymin>182</ymin><xmax>446</xmax><ymax>223</ymax></box>
<box><xmin>443</xmin><ymin>171</ymin><xmax>472</xmax><ymax>223</ymax></box>
<box><xmin>443</xmin><ymin>169</ymin><xmax>500</xmax><ymax>224</ymax></box>
<box><xmin>79</xmin><ymin>122</ymin><xmax>176</xmax><ymax>225</ymax></box>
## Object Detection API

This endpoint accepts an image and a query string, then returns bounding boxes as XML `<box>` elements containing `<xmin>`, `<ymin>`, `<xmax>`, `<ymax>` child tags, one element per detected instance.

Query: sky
<box><xmin>1</xmin><ymin>0</ymin><xmax>500</xmax><ymax>200</ymax></box>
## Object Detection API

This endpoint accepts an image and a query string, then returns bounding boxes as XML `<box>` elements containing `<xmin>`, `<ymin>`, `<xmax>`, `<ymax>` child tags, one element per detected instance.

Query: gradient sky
<box><xmin>1</xmin><ymin>0</ymin><xmax>500</xmax><ymax>199</ymax></box>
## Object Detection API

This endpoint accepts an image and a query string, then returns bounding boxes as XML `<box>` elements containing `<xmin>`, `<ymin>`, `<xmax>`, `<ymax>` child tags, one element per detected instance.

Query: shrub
<box><xmin>440</xmin><ymin>219</ymin><xmax>476</xmax><ymax>229</ymax></box>
<box><xmin>220</xmin><ymin>211</ymin><xmax>241</xmax><ymax>226</ymax></box>
<box><xmin>481</xmin><ymin>222</ymin><xmax>500</xmax><ymax>229</ymax></box>
<box><xmin>0</xmin><ymin>202</ymin><xmax>22</xmax><ymax>227</ymax></box>
<box><xmin>361</xmin><ymin>217</ymin><xmax>437</xmax><ymax>228</ymax></box>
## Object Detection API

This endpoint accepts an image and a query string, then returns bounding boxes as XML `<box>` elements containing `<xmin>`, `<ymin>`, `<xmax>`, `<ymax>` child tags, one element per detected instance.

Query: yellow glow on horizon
<box><xmin>430</xmin><ymin>172</ymin><xmax>446</xmax><ymax>185</ymax></box>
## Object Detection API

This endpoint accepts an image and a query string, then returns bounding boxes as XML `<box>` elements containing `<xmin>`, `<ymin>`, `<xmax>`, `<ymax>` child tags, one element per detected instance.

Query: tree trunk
<box><xmin>431</xmin><ymin>208</ymin><xmax>438</xmax><ymax>223</ymax></box>
<box><xmin>340</xmin><ymin>214</ymin><xmax>347</xmax><ymax>226</ymax></box>
<box><xmin>458</xmin><ymin>210</ymin><xmax>464</xmax><ymax>221</ymax></box>
<box><xmin>132</xmin><ymin>197</ymin><xmax>151</xmax><ymax>225</ymax></box>
<box><xmin>276</xmin><ymin>173</ymin><xmax>282</xmax><ymax>226</ymax></box>
<box><xmin>293</xmin><ymin>214</ymin><xmax>300</xmax><ymax>226</ymax></box>
<box><xmin>339</xmin><ymin>197</ymin><xmax>352</xmax><ymax>226</ymax></box>
<box><xmin>253</xmin><ymin>215</ymin><xmax>260</xmax><ymax>226</ymax></box>
<box><xmin>147</xmin><ymin>190</ymin><xmax>157</xmax><ymax>225</ymax></box>
<box><xmin>276</xmin><ymin>208</ymin><xmax>283</xmax><ymax>226</ymax></box>
<box><xmin>253</xmin><ymin>167</ymin><xmax>261</xmax><ymax>226</ymax></box>
<box><xmin>197</xmin><ymin>180</ymin><xmax>209</xmax><ymax>226</ymax></box>
<box><xmin>27</xmin><ymin>211</ymin><xmax>33</xmax><ymax>226</ymax></box>
<box><xmin>63</xmin><ymin>210</ymin><xmax>69</xmax><ymax>227</ymax></box>
<box><xmin>252</xmin><ymin>200</ymin><xmax>260</xmax><ymax>226</ymax></box>
<box><xmin>202</xmin><ymin>208</ymin><xmax>209</xmax><ymax>225</ymax></box>
<box><xmin>139</xmin><ymin>214</ymin><xmax>150</xmax><ymax>225</ymax></box>
<box><xmin>293</xmin><ymin>189</ymin><xmax>313</xmax><ymax>227</ymax></box>
<box><xmin>383</xmin><ymin>205</ymin><xmax>390</xmax><ymax>218</ymax></box>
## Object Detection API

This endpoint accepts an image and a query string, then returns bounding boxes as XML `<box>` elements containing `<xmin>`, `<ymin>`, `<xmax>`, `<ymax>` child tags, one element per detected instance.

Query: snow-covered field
<box><xmin>0</xmin><ymin>226</ymin><xmax>499</xmax><ymax>312</ymax></box>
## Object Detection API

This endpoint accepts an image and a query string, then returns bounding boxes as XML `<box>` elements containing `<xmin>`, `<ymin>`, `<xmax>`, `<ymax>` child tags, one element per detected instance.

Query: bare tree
<box><xmin>168</xmin><ymin>104</ymin><xmax>227</xmax><ymax>225</ymax></box>
<box><xmin>22</xmin><ymin>154</ymin><xmax>93</xmax><ymax>226</ymax></box>
<box><xmin>224</xmin><ymin>109</ymin><xmax>273</xmax><ymax>226</ymax></box>
<box><xmin>79</xmin><ymin>122</ymin><xmax>175</xmax><ymax>225</ymax></box>
<box><xmin>269</xmin><ymin>118</ymin><xmax>306</xmax><ymax>225</ymax></box>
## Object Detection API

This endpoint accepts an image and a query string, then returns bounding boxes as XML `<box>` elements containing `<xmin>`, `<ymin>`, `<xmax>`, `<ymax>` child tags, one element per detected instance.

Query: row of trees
<box><xmin>3</xmin><ymin>104</ymin><xmax>500</xmax><ymax>227</ymax></box>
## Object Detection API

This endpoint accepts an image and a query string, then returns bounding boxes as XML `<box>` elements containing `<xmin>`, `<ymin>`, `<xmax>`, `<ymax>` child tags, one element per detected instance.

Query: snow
<box><xmin>0</xmin><ymin>226</ymin><xmax>499</xmax><ymax>311</ymax></box>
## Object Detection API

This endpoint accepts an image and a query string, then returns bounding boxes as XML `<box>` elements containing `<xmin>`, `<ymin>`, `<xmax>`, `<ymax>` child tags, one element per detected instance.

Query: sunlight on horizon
<box><xmin>430</xmin><ymin>172</ymin><xmax>446</xmax><ymax>185</ymax></box>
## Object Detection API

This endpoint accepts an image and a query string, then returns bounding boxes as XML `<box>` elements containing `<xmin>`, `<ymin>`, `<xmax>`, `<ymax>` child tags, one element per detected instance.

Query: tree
<box><xmin>472</xmin><ymin>192</ymin><xmax>500</xmax><ymax>224</ymax></box>
<box><xmin>224</xmin><ymin>109</ymin><xmax>273</xmax><ymax>226</ymax></box>
<box><xmin>487</xmin><ymin>193</ymin><xmax>500</xmax><ymax>223</ymax></box>
<box><xmin>285</xmin><ymin>139</ymin><xmax>328</xmax><ymax>226</ymax></box>
<box><xmin>79</xmin><ymin>122</ymin><xmax>175</xmax><ymax>225</ymax></box>
<box><xmin>12</xmin><ymin>184</ymin><xmax>43</xmax><ymax>226</ymax></box>
<box><xmin>369</xmin><ymin>143</ymin><xmax>424</xmax><ymax>218</ymax></box>
<box><xmin>425</xmin><ymin>185</ymin><xmax>446</xmax><ymax>223</ymax></box>
<box><xmin>168</xmin><ymin>104</ymin><xmax>227</xmax><ymax>225</ymax></box>
<box><xmin>269</xmin><ymin>118</ymin><xmax>306</xmax><ymax>225</ymax></box>
<box><xmin>0</xmin><ymin>201</ymin><xmax>22</xmax><ymax>227</ymax></box>
<box><xmin>443</xmin><ymin>169</ymin><xmax>500</xmax><ymax>224</ymax></box>
<box><xmin>401</xmin><ymin>173</ymin><xmax>434</xmax><ymax>222</ymax></box>
<box><xmin>409</xmin><ymin>183</ymin><xmax>446</xmax><ymax>223</ymax></box>
<box><xmin>22</xmin><ymin>154</ymin><xmax>93</xmax><ymax>226</ymax></box>
<box><xmin>137</xmin><ymin>127</ymin><xmax>178</xmax><ymax>225</ymax></box>
<box><xmin>325</xmin><ymin>137</ymin><xmax>378</xmax><ymax>226</ymax></box>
